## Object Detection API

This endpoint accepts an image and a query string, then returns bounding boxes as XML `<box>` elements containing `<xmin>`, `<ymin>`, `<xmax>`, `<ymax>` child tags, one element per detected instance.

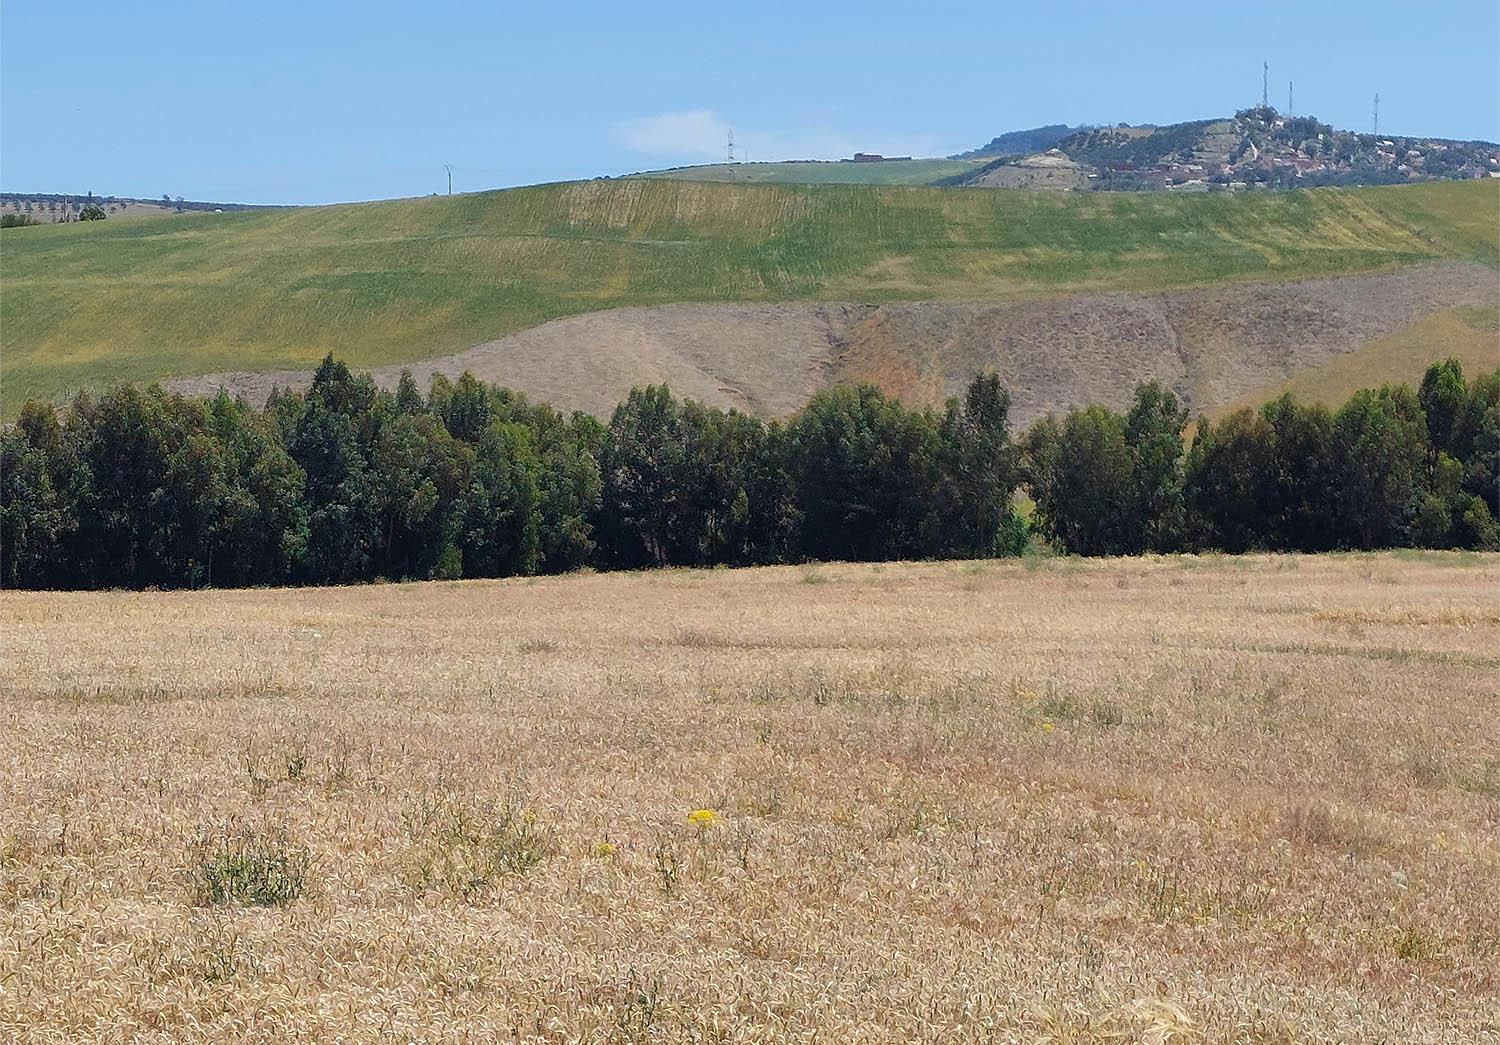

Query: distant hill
<box><xmin>3</xmin><ymin>177</ymin><xmax>1494</xmax><ymax>420</ymax></box>
<box><xmin>634</xmin><ymin>111</ymin><xmax>1498</xmax><ymax>192</ymax></box>
<box><xmin>637</xmin><ymin>158</ymin><xmax>984</xmax><ymax>186</ymax></box>
<box><xmin>0</xmin><ymin>191</ymin><xmax>264</xmax><ymax>225</ymax></box>
<box><xmin>951</xmin><ymin>125</ymin><xmax>1078</xmax><ymax>159</ymax></box>
<box><xmin>947</xmin><ymin>108</ymin><xmax>1500</xmax><ymax>190</ymax></box>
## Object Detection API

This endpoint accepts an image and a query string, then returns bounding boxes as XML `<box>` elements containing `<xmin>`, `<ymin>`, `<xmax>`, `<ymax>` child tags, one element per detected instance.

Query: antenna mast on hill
<box><xmin>1372</xmin><ymin>93</ymin><xmax>1380</xmax><ymax>136</ymax></box>
<box><xmin>727</xmin><ymin>129</ymin><xmax>736</xmax><ymax>163</ymax></box>
<box><xmin>1288</xmin><ymin>81</ymin><xmax>1294</xmax><ymax>115</ymax></box>
<box><xmin>1262</xmin><ymin>61</ymin><xmax>1268</xmax><ymax>107</ymax></box>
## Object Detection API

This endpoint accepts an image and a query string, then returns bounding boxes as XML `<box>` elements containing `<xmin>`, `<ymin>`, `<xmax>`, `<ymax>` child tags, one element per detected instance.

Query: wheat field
<box><xmin>2</xmin><ymin>552</ymin><xmax>1498</xmax><ymax>1042</ymax></box>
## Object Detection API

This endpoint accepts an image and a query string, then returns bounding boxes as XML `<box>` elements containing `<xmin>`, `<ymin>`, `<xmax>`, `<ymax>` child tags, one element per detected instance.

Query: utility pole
<box><xmin>444</xmin><ymin>163</ymin><xmax>454</xmax><ymax>195</ymax></box>
<box><xmin>727</xmin><ymin>129</ymin><xmax>735</xmax><ymax>164</ymax></box>
<box><xmin>1262</xmin><ymin>61</ymin><xmax>1268</xmax><ymax>108</ymax></box>
<box><xmin>1372</xmin><ymin>93</ymin><xmax>1380</xmax><ymax>136</ymax></box>
<box><xmin>1288</xmin><ymin>81</ymin><xmax>1293</xmax><ymax>115</ymax></box>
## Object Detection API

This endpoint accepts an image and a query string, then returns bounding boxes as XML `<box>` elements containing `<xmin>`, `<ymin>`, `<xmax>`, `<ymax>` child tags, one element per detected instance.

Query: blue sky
<box><xmin>3</xmin><ymin>1</ymin><xmax>1497</xmax><ymax>205</ymax></box>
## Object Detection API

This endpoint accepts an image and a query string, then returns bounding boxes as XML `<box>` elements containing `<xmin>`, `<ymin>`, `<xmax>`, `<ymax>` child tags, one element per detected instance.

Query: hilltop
<box><xmin>945</xmin><ymin>108</ymin><xmax>1500</xmax><ymax>191</ymax></box>
<box><xmin>2</xmin><ymin>177</ymin><xmax>1495</xmax><ymax>419</ymax></box>
<box><xmin>951</xmin><ymin>124</ymin><xmax>1079</xmax><ymax>160</ymax></box>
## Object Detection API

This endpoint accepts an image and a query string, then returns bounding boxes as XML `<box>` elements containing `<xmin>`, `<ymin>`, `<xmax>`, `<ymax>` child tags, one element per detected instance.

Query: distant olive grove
<box><xmin>2</xmin><ymin>356</ymin><xmax>1496</xmax><ymax>589</ymax></box>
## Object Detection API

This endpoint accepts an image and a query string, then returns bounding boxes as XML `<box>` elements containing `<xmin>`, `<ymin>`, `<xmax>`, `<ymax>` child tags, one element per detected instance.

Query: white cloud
<box><xmin>612</xmin><ymin>110</ymin><xmax>957</xmax><ymax>165</ymax></box>
<box><xmin>611</xmin><ymin>111</ymin><xmax>731</xmax><ymax>161</ymax></box>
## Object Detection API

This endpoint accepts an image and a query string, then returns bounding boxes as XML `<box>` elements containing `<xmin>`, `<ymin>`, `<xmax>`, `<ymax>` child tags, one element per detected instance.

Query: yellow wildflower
<box><xmin>592</xmin><ymin>841</ymin><xmax>617</xmax><ymax>859</ymax></box>
<box><xmin>1041</xmin><ymin>722</ymin><xmax>1056</xmax><ymax>732</ymax></box>
<box><xmin>688</xmin><ymin>808</ymin><xmax>720</xmax><ymax>830</ymax></box>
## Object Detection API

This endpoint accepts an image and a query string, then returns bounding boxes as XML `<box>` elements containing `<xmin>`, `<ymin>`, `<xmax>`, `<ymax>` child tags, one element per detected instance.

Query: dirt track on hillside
<box><xmin>168</xmin><ymin>262</ymin><xmax>1498</xmax><ymax>426</ymax></box>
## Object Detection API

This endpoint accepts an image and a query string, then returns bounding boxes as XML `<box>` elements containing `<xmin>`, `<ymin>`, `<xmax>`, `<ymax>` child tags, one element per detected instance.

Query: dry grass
<box><xmin>2</xmin><ymin>552</ymin><xmax>1498</xmax><ymax>1042</ymax></box>
<box><xmin>1209</xmin><ymin>303</ymin><xmax>1500</xmax><ymax>420</ymax></box>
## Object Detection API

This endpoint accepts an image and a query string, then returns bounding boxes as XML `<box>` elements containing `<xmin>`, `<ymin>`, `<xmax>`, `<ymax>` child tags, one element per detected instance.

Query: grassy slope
<box><xmin>1211</xmin><ymin>303</ymin><xmax>1500</xmax><ymax>418</ymax></box>
<box><xmin>639</xmin><ymin>159</ymin><xmax>985</xmax><ymax>185</ymax></box>
<box><xmin>1</xmin><ymin>178</ymin><xmax>1495</xmax><ymax>414</ymax></box>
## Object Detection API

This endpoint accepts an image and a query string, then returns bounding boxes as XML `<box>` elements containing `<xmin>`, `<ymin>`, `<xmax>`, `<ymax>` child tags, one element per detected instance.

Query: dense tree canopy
<box><xmin>1</xmin><ymin>357</ymin><xmax>1495</xmax><ymax>590</ymax></box>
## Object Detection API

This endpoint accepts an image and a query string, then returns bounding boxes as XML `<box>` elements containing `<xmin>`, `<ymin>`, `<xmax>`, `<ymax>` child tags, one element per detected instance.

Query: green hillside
<box><xmin>640</xmin><ymin>158</ymin><xmax>984</xmax><ymax>185</ymax></box>
<box><xmin>1</xmin><ymin>178</ymin><xmax>1495</xmax><ymax>415</ymax></box>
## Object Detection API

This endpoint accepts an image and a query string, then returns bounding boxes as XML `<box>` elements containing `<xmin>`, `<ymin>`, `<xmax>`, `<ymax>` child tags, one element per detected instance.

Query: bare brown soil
<box><xmin>168</xmin><ymin>262</ymin><xmax>1498</xmax><ymax>425</ymax></box>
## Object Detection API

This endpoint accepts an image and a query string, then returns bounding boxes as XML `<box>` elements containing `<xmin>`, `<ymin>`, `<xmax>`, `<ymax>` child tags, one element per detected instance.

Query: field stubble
<box><xmin>1</xmin><ymin>553</ymin><xmax>1498</xmax><ymax>1042</ymax></box>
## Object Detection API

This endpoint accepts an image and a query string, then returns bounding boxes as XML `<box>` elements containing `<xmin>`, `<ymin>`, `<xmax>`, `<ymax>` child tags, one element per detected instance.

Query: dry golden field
<box><xmin>3</xmin><ymin>553</ymin><xmax>1498</xmax><ymax>1043</ymax></box>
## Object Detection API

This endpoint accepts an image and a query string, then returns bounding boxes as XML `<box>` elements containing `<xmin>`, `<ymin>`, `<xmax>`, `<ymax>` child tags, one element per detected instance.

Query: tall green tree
<box><xmin>1025</xmin><ymin>405</ymin><xmax>1135</xmax><ymax>556</ymax></box>
<box><xmin>787</xmin><ymin>385</ymin><xmax>945</xmax><ymax>562</ymax></box>
<box><xmin>288</xmin><ymin>359</ymin><xmax>383</xmax><ymax>583</ymax></box>
<box><xmin>598</xmin><ymin>385</ymin><xmax>686</xmax><ymax>568</ymax></box>
<box><xmin>1332</xmin><ymin>386</ymin><xmax>1428</xmax><ymax>549</ymax></box>
<box><xmin>204</xmin><ymin>392</ymin><xmax>307</xmax><ymax>585</ymax></box>
<box><xmin>460</xmin><ymin>420</ymin><xmax>542</xmax><ymax>578</ymax></box>
<box><xmin>936</xmin><ymin>372</ymin><xmax>1022</xmax><ymax>558</ymax></box>
<box><xmin>1418</xmin><ymin>358</ymin><xmax>1467</xmax><ymax>459</ymax></box>
<box><xmin>1123</xmin><ymin>381</ymin><xmax>1188</xmax><ymax>552</ymax></box>
<box><xmin>369</xmin><ymin>410</ymin><xmax>466</xmax><ymax>580</ymax></box>
<box><xmin>0</xmin><ymin>403</ymin><xmax>79</xmax><ymax>588</ymax></box>
<box><xmin>1458</xmin><ymin>370</ymin><xmax>1498</xmax><ymax>517</ymax></box>
<box><xmin>1185</xmin><ymin>409</ymin><xmax>1275</xmax><ymax>553</ymax></box>
<box><xmin>1259</xmin><ymin>394</ymin><xmax>1337</xmax><ymax>552</ymax></box>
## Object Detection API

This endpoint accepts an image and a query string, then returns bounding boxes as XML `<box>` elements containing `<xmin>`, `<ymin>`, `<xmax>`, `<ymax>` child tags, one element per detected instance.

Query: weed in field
<box><xmin>883</xmin><ymin>798</ymin><xmax>956</xmax><ymax>841</ymax></box>
<box><xmin>284</xmin><ymin>748</ymin><xmax>307</xmax><ymax>783</ymax></box>
<box><xmin>1089</xmin><ymin>699</ymin><xmax>1125</xmax><ymax>727</ymax></box>
<box><xmin>1281</xmin><ymin>800</ymin><xmax>1340</xmax><ymax>846</ymax></box>
<box><xmin>402</xmin><ymin>792</ymin><xmax>553</xmax><ymax>900</ymax></box>
<box><xmin>1456</xmin><ymin>758</ymin><xmax>1500</xmax><ymax>798</ymax></box>
<box><xmin>1136</xmin><ymin>862</ymin><xmax>1185</xmax><ymax>923</ymax></box>
<box><xmin>1405</xmin><ymin>749</ymin><xmax>1449</xmax><ymax>789</ymax></box>
<box><xmin>652</xmin><ymin>836</ymin><xmax>682</xmax><ymax>897</ymax></box>
<box><xmin>198</xmin><ymin>926</ymin><xmax>251</xmax><ymax>985</ymax></box>
<box><xmin>610</xmin><ymin>967</ymin><xmax>668</xmax><ymax>1045</ymax></box>
<box><xmin>1393</xmin><ymin>925</ymin><xmax>1436</xmax><ymax>962</ymax></box>
<box><xmin>189</xmin><ymin>822</ymin><xmax>310</xmax><ymax>907</ymax></box>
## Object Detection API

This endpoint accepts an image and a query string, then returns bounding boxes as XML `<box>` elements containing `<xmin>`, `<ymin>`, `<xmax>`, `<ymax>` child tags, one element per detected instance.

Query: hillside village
<box><xmin>950</xmin><ymin>107</ymin><xmax>1500</xmax><ymax>191</ymax></box>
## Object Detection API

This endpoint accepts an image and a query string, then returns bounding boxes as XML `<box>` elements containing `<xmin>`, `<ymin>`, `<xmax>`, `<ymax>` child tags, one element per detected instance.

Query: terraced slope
<box><xmin>2</xmin><ymin>178</ymin><xmax>1495</xmax><ymax>415</ymax></box>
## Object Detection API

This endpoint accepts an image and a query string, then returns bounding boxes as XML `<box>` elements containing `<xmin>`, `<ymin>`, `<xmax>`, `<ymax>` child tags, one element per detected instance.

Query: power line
<box><xmin>727</xmin><ymin>129</ymin><xmax>735</xmax><ymax>164</ymax></box>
